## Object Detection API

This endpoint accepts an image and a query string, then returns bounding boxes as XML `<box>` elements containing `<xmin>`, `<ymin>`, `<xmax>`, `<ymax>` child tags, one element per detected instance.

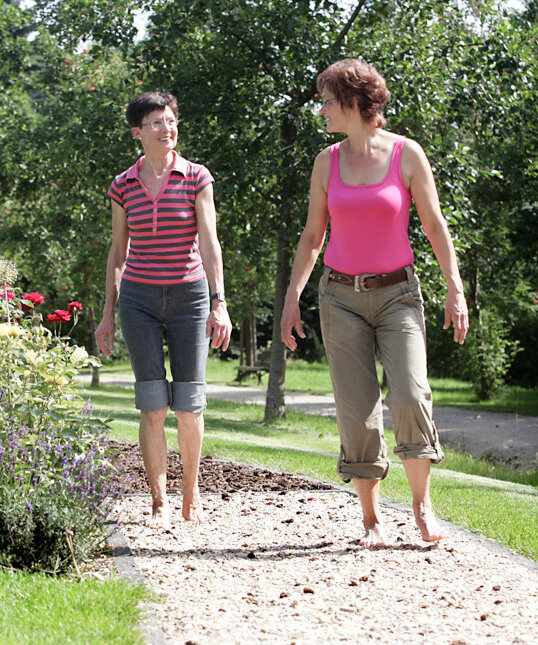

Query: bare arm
<box><xmin>196</xmin><ymin>182</ymin><xmax>232</xmax><ymax>351</ymax></box>
<box><xmin>402</xmin><ymin>139</ymin><xmax>469</xmax><ymax>344</ymax></box>
<box><xmin>94</xmin><ymin>200</ymin><xmax>129</xmax><ymax>356</ymax></box>
<box><xmin>281</xmin><ymin>150</ymin><xmax>330</xmax><ymax>351</ymax></box>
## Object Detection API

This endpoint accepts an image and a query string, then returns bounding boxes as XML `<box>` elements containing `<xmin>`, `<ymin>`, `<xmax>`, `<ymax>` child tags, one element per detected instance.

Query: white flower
<box><xmin>0</xmin><ymin>323</ymin><xmax>27</xmax><ymax>338</ymax></box>
<box><xmin>70</xmin><ymin>346</ymin><xmax>89</xmax><ymax>364</ymax></box>
<box><xmin>24</xmin><ymin>350</ymin><xmax>42</xmax><ymax>366</ymax></box>
<box><xmin>45</xmin><ymin>374</ymin><xmax>69</xmax><ymax>386</ymax></box>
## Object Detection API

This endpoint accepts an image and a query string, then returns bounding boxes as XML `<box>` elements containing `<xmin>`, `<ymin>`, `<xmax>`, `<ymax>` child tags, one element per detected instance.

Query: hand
<box><xmin>444</xmin><ymin>291</ymin><xmax>469</xmax><ymax>344</ymax></box>
<box><xmin>94</xmin><ymin>316</ymin><xmax>115</xmax><ymax>356</ymax></box>
<box><xmin>206</xmin><ymin>302</ymin><xmax>232</xmax><ymax>351</ymax></box>
<box><xmin>281</xmin><ymin>300</ymin><xmax>306</xmax><ymax>351</ymax></box>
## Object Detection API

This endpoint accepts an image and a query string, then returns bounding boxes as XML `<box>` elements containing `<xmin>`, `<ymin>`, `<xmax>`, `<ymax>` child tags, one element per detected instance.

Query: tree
<box><xmin>126</xmin><ymin>0</ymin><xmax>369</xmax><ymax>419</ymax></box>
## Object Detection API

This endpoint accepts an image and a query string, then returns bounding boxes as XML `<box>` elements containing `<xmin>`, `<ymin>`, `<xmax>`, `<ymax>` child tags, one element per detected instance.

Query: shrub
<box><xmin>0</xmin><ymin>421</ymin><xmax>117</xmax><ymax>573</ymax></box>
<box><xmin>0</xmin><ymin>260</ymin><xmax>115</xmax><ymax>573</ymax></box>
<box><xmin>460</xmin><ymin>308</ymin><xmax>520</xmax><ymax>400</ymax></box>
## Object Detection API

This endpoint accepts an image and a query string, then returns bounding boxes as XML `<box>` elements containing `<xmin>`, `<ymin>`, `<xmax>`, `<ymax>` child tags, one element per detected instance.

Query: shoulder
<box><xmin>181</xmin><ymin>157</ymin><xmax>212</xmax><ymax>177</ymax></box>
<box><xmin>111</xmin><ymin>168</ymin><xmax>129</xmax><ymax>186</ymax></box>
<box><xmin>400</xmin><ymin>136</ymin><xmax>428</xmax><ymax>163</ymax></box>
<box><xmin>311</xmin><ymin>145</ymin><xmax>334</xmax><ymax>190</ymax></box>
<box><xmin>314</xmin><ymin>145</ymin><xmax>332</xmax><ymax>168</ymax></box>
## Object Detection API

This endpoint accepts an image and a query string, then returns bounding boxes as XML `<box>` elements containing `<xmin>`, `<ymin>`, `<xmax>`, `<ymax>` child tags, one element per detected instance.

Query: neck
<box><xmin>343</xmin><ymin>118</ymin><xmax>381</xmax><ymax>155</ymax></box>
<box><xmin>142</xmin><ymin>150</ymin><xmax>175</xmax><ymax>177</ymax></box>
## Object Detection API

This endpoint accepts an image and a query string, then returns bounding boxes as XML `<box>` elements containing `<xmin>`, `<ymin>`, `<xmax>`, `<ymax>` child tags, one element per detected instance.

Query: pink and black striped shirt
<box><xmin>108</xmin><ymin>151</ymin><xmax>214</xmax><ymax>285</ymax></box>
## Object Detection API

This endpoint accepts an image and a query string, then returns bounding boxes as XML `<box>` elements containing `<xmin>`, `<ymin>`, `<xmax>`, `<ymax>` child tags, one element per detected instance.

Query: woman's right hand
<box><xmin>94</xmin><ymin>316</ymin><xmax>115</xmax><ymax>357</ymax></box>
<box><xmin>281</xmin><ymin>299</ymin><xmax>306</xmax><ymax>351</ymax></box>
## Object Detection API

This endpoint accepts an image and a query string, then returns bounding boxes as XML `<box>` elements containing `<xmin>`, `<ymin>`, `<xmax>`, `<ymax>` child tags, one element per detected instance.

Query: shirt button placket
<box><xmin>152</xmin><ymin>203</ymin><xmax>158</xmax><ymax>233</ymax></box>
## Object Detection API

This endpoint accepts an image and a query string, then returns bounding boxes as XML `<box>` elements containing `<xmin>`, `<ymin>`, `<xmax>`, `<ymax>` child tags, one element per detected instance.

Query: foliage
<box><xmin>0</xmin><ymin>422</ymin><xmax>116</xmax><ymax>573</ymax></box>
<box><xmin>460</xmin><ymin>308</ymin><xmax>520</xmax><ymax>400</ymax></box>
<box><xmin>1</xmin><ymin>0</ymin><xmax>537</xmax><ymax>401</ymax></box>
<box><xmin>0</xmin><ymin>265</ymin><xmax>115</xmax><ymax>573</ymax></box>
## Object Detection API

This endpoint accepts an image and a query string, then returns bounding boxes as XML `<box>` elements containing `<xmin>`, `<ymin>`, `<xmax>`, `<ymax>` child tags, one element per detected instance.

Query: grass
<box><xmin>0</xmin><ymin>568</ymin><xmax>149</xmax><ymax>645</ymax></box>
<box><xmin>83</xmin><ymin>384</ymin><xmax>538</xmax><ymax>561</ymax></box>
<box><xmin>94</xmin><ymin>356</ymin><xmax>538</xmax><ymax>416</ymax></box>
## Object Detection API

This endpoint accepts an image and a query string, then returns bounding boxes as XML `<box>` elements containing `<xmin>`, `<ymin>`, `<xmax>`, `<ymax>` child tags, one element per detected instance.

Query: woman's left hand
<box><xmin>206</xmin><ymin>302</ymin><xmax>232</xmax><ymax>351</ymax></box>
<box><xmin>444</xmin><ymin>290</ymin><xmax>469</xmax><ymax>344</ymax></box>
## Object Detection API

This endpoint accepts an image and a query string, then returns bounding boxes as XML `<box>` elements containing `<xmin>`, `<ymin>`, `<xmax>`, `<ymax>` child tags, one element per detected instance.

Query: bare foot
<box><xmin>414</xmin><ymin>504</ymin><xmax>446</xmax><ymax>542</ymax></box>
<box><xmin>144</xmin><ymin>499</ymin><xmax>171</xmax><ymax>531</ymax></box>
<box><xmin>359</xmin><ymin>523</ymin><xmax>387</xmax><ymax>548</ymax></box>
<box><xmin>182</xmin><ymin>486</ymin><xmax>204</xmax><ymax>522</ymax></box>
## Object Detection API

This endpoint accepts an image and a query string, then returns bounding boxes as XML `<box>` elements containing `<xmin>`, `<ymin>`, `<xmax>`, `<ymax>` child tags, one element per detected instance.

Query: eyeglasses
<box><xmin>320</xmin><ymin>98</ymin><xmax>337</xmax><ymax>109</ymax></box>
<box><xmin>140</xmin><ymin>118</ymin><xmax>177</xmax><ymax>131</ymax></box>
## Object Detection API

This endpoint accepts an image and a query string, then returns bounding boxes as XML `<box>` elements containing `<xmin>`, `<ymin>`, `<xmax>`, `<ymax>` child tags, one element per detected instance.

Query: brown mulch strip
<box><xmin>108</xmin><ymin>440</ymin><xmax>335</xmax><ymax>495</ymax></box>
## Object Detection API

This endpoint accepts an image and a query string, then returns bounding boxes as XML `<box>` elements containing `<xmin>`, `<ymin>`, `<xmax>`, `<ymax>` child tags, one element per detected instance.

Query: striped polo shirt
<box><xmin>108</xmin><ymin>151</ymin><xmax>214</xmax><ymax>285</ymax></box>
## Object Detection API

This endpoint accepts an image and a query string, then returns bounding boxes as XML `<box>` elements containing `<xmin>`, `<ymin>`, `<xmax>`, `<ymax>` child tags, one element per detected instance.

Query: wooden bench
<box><xmin>234</xmin><ymin>365</ymin><xmax>270</xmax><ymax>385</ymax></box>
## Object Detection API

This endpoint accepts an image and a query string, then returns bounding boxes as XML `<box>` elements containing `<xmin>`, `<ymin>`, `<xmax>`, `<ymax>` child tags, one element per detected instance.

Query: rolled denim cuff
<box><xmin>134</xmin><ymin>380</ymin><xmax>170</xmax><ymax>411</ymax></box>
<box><xmin>338</xmin><ymin>458</ymin><xmax>390</xmax><ymax>482</ymax></box>
<box><xmin>394</xmin><ymin>442</ymin><xmax>445</xmax><ymax>464</ymax></box>
<box><xmin>170</xmin><ymin>381</ymin><xmax>206</xmax><ymax>413</ymax></box>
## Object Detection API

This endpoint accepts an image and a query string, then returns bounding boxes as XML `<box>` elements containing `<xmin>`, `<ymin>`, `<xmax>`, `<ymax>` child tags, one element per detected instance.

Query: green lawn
<box><xmin>95</xmin><ymin>356</ymin><xmax>538</xmax><ymax>416</ymax></box>
<box><xmin>0</xmin><ymin>568</ymin><xmax>149</xmax><ymax>645</ymax></box>
<box><xmin>83</xmin><ymin>383</ymin><xmax>538</xmax><ymax>561</ymax></box>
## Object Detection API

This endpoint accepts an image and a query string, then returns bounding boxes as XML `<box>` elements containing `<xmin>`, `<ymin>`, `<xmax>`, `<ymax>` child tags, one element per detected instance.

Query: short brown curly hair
<box><xmin>317</xmin><ymin>59</ymin><xmax>390</xmax><ymax>128</ymax></box>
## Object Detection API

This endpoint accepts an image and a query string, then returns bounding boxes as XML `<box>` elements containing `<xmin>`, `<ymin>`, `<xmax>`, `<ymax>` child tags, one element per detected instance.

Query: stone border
<box><xmin>107</xmin><ymin>526</ymin><xmax>169</xmax><ymax>645</ymax></box>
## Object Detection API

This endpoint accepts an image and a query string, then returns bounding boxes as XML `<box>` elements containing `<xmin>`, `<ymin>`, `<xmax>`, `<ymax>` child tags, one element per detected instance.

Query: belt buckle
<box><xmin>354</xmin><ymin>273</ymin><xmax>376</xmax><ymax>292</ymax></box>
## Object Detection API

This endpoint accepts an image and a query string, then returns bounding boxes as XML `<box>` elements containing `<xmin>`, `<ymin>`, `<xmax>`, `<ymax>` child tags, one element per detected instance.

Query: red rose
<box><xmin>47</xmin><ymin>310</ymin><xmax>71</xmax><ymax>323</ymax></box>
<box><xmin>1</xmin><ymin>286</ymin><xmax>15</xmax><ymax>301</ymax></box>
<box><xmin>68</xmin><ymin>301</ymin><xmax>83</xmax><ymax>313</ymax></box>
<box><xmin>21</xmin><ymin>292</ymin><xmax>45</xmax><ymax>311</ymax></box>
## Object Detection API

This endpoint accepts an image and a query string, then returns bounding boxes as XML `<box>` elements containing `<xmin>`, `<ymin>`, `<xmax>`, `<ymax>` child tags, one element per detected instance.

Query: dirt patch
<box><xmin>108</xmin><ymin>440</ymin><xmax>334</xmax><ymax>494</ymax></box>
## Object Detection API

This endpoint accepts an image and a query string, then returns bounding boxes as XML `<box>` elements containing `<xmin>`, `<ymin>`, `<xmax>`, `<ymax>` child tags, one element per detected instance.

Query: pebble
<box><xmin>112</xmin><ymin>492</ymin><xmax>538</xmax><ymax>645</ymax></box>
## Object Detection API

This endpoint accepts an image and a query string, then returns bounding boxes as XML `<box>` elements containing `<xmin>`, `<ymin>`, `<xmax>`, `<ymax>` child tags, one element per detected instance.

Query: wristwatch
<box><xmin>211</xmin><ymin>292</ymin><xmax>226</xmax><ymax>303</ymax></box>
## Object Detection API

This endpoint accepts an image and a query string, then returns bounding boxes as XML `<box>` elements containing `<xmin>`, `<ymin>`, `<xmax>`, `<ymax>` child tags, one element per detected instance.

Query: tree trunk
<box><xmin>264</xmin><ymin>116</ymin><xmax>296</xmax><ymax>421</ymax></box>
<box><xmin>87</xmin><ymin>305</ymin><xmax>101</xmax><ymax>387</ymax></box>
<box><xmin>264</xmin><ymin>224</ymin><xmax>291</xmax><ymax>421</ymax></box>
<box><xmin>240</xmin><ymin>313</ymin><xmax>257</xmax><ymax>366</ymax></box>
<box><xmin>246</xmin><ymin>312</ymin><xmax>257</xmax><ymax>366</ymax></box>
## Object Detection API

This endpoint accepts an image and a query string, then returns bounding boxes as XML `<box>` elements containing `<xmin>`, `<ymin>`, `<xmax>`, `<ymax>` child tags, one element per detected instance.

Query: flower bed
<box><xmin>0</xmin><ymin>258</ymin><xmax>116</xmax><ymax>573</ymax></box>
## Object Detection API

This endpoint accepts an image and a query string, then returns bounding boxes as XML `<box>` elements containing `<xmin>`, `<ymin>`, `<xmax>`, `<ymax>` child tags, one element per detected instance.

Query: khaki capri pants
<box><xmin>319</xmin><ymin>265</ymin><xmax>444</xmax><ymax>482</ymax></box>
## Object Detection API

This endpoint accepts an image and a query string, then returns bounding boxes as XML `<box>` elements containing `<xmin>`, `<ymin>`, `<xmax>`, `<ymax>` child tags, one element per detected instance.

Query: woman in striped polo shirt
<box><xmin>95</xmin><ymin>92</ymin><xmax>232</xmax><ymax>530</ymax></box>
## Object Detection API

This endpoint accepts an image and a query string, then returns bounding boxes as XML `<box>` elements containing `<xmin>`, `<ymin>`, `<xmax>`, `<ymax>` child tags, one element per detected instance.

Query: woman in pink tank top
<box><xmin>281</xmin><ymin>59</ymin><xmax>469</xmax><ymax>548</ymax></box>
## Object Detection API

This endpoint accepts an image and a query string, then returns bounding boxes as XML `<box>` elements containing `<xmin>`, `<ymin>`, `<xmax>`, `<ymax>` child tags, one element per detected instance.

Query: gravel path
<box><xmin>113</xmin><ymin>491</ymin><xmax>538</xmax><ymax>645</ymax></box>
<box><xmin>84</xmin><ymin>374</ymin><xmax>538</xmax><ymax>643</ymax></box>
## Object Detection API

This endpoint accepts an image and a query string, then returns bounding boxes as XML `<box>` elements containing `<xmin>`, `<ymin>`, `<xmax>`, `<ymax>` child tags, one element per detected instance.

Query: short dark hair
<box><xmin>125</xmin><ymin>91</ymin><xmax>179</xmax><ymax>128</ymax></box>
<box><xmin>317</xmin><ymin>59</ymin><xmax>390</xmax><ymax>128</ymax></box>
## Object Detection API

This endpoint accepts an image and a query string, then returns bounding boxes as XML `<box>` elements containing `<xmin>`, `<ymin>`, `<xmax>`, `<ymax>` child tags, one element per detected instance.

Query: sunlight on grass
<box><xmin>0</xmin><ymin>569</ymin><xmax>149</xmax><ymax>644</ymax></box>
<box><xmin>83</xmin><ymin>357</ymin><xmax>538</xmax><ymax>415</ymax></box>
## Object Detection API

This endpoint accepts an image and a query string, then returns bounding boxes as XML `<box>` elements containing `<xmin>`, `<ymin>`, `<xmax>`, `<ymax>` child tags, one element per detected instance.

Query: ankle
<box><xmin>152</xmin><ymin>495</ymin><xmax>169</xmax><ymax>509</ymax></box>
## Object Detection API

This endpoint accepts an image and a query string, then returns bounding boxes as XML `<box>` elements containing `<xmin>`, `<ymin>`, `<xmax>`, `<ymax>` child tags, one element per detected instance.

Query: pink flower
<box><xmin>1</xmin><ymin>286</ymin><xmax>15</xmax><ymax>301</ymax></box>
<box><xmin>21</xmin><ymin>292</ymin><xmax>45</xmax><ymax>311</ymax></box>
<box><xmin>68</xmin><ymin>301</ymin><xmax>83</xmax><ymax>314</ymax></box>
<box><xmin>47</xmin><ymin>310</ymin><xmax>71</xmax><ymax>323</ymax></box>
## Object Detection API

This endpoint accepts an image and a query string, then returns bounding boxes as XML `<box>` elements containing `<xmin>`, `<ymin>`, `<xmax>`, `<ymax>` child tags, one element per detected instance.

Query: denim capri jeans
<box><xmin>319</xmin><ymin>265</ymin><xmax>444</xmax><ymax>482</ymax></box>
<box><xmin>118</xmin><ymin>278</ymin><xmax>210</xmax><ymax>413</ymax></box>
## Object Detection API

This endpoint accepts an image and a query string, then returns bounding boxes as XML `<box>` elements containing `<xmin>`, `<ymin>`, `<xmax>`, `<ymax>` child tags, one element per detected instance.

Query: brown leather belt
<box><xmin>328</xmin><ymin>265</ymin><xmax>412</xmax><ymax>292</ymax></box>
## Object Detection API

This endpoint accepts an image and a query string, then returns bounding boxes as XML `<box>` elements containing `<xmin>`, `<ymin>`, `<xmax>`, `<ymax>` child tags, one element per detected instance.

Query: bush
<box><xmin>0</xmin><ymin>422</ymin><xmax>117</xmax><ymax>574</ymax></box>
<box><xmin>0</xmin><ymin>260</ymin><xmax>115</xmax><ymax>573</ymax></box>
<box><xmin>460</xmin><ymin>308</ymin><xmax>520</xmax><ymax>400</ymax></box>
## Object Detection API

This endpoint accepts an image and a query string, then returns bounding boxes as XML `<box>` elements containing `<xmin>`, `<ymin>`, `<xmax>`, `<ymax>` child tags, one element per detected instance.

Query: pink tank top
<box><xmin>324</xmin><ymin>136</ymin><xmax>414</xmax><ymax>275</ymax></box>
